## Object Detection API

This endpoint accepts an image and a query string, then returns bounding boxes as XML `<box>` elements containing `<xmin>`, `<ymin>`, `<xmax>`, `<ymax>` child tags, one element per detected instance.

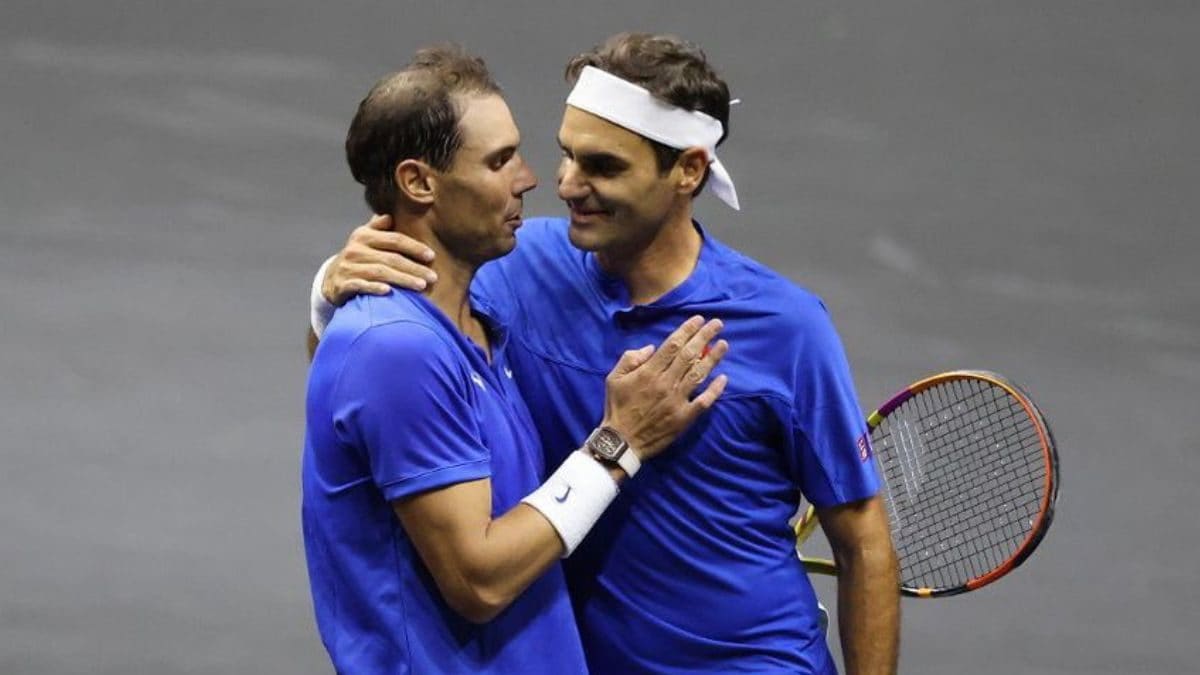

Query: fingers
<box><xmin>599</xmin><ymin>316</ymin><xmax>730</xmax><ymax>460</ymax></box>
<box><xmin>339</xmin><ymin>223</ymin><xmax>438</xmax><ymax>292</ymax></box>
<box><xmin>679</xmin><ymin>338</ymin><xmax>728</xmax><ymax>392</ymax></box>
<box><xmin>609</xmin><ymin>344</ymin><xmax>656</xmax><ymax>378</ymax></box>
<box><xmin>351</xmin><ymin>223</ymin><xmax>436</xmax><ymax>262</ymax></box>
<box><xmin>338</xmin><ymin>278</ymin><xmax>392</xmax><ymax>298</ymax></box>
<box><xmin>662</xmin><ymin>318</ymin><xmax>724</xmax><ymax>383</ymax></box>
<box><xmin>342</xmin><ymin>251</ymin><xmax>438</xmax><ymax>286</ymax></box>
<box><xmin>688</xmin><ymin>373</ymin><xmax>728</xmax><ymax>414</ymax></box>
<box><xmin>326</xmin><ymin>255</ymin><xmax>434</xmax><ymax>303</ymax></box>
<box><xmin>325</xmin><ymin>215</ymin><xmax>439</xmax><ymax>305</ymax></box>
<box><xmin>334</xmin><ymin>262</ymin><xmax>432</xmax><ymax>297</ymax></box>
<box><xmin>644</xmin><ymin>315</ymin><xmax>705</xmax><ymax>371</ymax></box>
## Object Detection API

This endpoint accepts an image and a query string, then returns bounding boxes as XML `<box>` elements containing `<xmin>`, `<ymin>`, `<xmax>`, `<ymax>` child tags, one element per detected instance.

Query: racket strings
<box><xmin>896</xmin><ymin>387</ymin><xmax>1043</xmax><ymax>587</ymax></box>
<box><xmin>873</xmin><ymin>378</ymin><xmax>1047</xmax><ymax>591</ymax></box>
<box><xmin>890</xmin><ymin>383</ymin><xmax>1042</xmax><ymax>587</ymax></box>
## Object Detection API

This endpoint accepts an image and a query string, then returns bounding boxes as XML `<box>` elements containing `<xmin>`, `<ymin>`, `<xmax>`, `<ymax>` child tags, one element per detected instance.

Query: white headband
<box><xmin>565</xmin><ymin>65</ymin><xmax>740</xmax><ymax>210</ymax></box>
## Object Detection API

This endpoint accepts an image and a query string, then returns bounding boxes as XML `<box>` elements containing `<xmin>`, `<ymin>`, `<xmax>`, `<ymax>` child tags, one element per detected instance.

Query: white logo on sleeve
<box><xmin>504</xmin><ymin>366</ymin><xmax>513</xmax><ymax>379</ymax></box>
<box><xmin>470</xmin><ymin>372</ymin><xmax>486</xmax><ymax>390</ymax></box>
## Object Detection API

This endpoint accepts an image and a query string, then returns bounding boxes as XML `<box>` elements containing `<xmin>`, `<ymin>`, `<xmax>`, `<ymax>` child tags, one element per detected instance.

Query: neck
<box><xmin>596</xmin><ymin>202</ymin><xmax>701</xmax><ymax>305</ymax></box>
<box><xmin>426</xmin><ymin>256</ymin><xmax>477</xmax><ymax>332</ymax></box>
<box><xmin>394</xmin><ymin>214</ymin><xmax>481</xmax><ymax>341</ymax></box>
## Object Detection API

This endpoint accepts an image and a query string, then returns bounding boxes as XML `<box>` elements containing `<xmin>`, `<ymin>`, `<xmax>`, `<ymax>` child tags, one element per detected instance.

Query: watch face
<box><xmin>590</xmin><ymin>428</ymin><xmax>626</xmax><ymax>460</ymax></box>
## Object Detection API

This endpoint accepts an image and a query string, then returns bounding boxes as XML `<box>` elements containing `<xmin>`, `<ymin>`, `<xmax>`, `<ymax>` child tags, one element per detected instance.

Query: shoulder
<box><xmin>499</xmin><ymin>217</ymin><xmax>574</xmax><ymax>269</ymax></box>
<box><xmin>700</xmin><ymin>237</ymin><xmax>853</xmax><ymax>405</ymax></box>
<box><xmin>515</xmin><ymin>216</ymin><xmax>571</xmax><ymax>250</ymax></box>
<box><xmin>319</xmin><ymin>292</ymin><xmax>461</xmax><ymax>378</ymax></box>
<box><xmin>474</xmin><ymin>217</ymin><xmax>582</xmax><ymax>305</ymax></box>
<box><xmin>706</xmin><ymin>235</ymin><xmax>834</xmax><ymax>333</ymax></box>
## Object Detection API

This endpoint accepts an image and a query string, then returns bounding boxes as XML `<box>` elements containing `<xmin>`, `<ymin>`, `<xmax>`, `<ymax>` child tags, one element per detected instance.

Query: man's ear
<box><xmin>675</xmin><ymin>147</ymin><xmax>710</xmax><ymax>195</ymax></box>
<box><xmin>394</xmin><ymin>159</ymin><xmax>436</xmax><ymax>205</ymax></box>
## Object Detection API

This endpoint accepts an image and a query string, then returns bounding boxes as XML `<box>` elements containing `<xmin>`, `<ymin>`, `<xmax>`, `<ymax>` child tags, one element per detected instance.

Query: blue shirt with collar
<box><xmin>302</xmin><ymin>288</ymin><xmax>587</xmax><ymax>674</ymax></box>
<box><xmin>472</xmin><ymin>217</ymin><xmax>879</xmax><ymax>674</ymax></box>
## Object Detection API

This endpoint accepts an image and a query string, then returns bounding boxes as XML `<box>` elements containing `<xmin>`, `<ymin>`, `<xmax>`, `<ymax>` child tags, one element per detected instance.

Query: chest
<box><xmin>507</xmin><ymin>322</ymin><xmax>793</xmax><ymax>475</ymax></box>
<box><xmin>461</xmin><ymin>350</ymin><xmax>545</xmax><ymax>512</ymax></box>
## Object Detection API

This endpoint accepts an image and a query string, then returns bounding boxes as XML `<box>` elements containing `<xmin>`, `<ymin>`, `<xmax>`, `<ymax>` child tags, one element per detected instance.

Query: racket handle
<box><xmin>801</xmin><ymin>556</ymin><xmax>838</xmax><ymax>576</ymax></box>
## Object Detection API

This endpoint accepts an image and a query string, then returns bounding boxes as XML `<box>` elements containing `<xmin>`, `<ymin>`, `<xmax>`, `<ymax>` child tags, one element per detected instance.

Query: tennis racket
<box><xmin>795</xmin><ymin>370</ymin><xmax>1059</xmax><ymax>598</ymax></box>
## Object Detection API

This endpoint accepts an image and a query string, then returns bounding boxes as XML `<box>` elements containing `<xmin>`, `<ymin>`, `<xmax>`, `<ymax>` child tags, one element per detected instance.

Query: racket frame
<box><xmin>796</xmin><ymin>369</ymin><xmax>1060</xmax><ymax>598</ymax></box>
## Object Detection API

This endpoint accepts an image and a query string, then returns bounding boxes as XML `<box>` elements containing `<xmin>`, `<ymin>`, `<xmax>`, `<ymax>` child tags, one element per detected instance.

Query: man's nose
<box><xmin>556</xmin><ymin>159</ymin><xmax>587</xmax><ymax>200</ymax></box>
<box><xmin>513</xmin><ymin>157</ymin><xmax>538</xmax><ymax>195</ymax></box>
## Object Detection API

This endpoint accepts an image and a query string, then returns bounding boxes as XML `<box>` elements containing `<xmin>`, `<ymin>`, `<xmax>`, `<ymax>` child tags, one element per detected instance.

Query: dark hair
<box><xmin>346</xmin><ymin>45</ymin><xmax>502</xmax><ymax>214</ymax></box>
<box><xmin>565</xmin><ymin>33</ymin><xmax>730</xmax><ymax>193</ymax></box>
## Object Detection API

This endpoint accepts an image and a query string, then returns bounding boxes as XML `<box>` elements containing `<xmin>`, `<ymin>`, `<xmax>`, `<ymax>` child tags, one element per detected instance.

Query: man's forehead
<box><xmin>558</xmin><ymin>105</ymin><xmax>650</xmax><ymax>154</ymax></box>
<box><xmin>457</xmin><ymin>93</ymin><xmax>513</xmax><ymax>125</ymax></box>
<box><xmin>457</xmin><ymin>93</ymin><xmax>519</xmax><ymax>148</ymax></box>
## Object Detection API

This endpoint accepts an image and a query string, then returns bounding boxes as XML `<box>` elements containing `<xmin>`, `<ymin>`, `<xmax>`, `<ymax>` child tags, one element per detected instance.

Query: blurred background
<box><xmin>2</xmin><ymin>1</ymin><xmax>1197</xmax><ymax>673</ymax></box>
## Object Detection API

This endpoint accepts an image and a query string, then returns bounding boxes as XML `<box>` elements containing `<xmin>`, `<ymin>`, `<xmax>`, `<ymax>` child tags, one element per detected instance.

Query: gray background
<box><xmin>3</xmin><ymin>1</ymin><xmax>1197</xmax><ymax>673</ymax></box>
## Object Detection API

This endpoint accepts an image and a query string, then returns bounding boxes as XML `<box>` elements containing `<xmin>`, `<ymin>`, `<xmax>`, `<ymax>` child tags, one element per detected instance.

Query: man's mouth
<box><xmin>568</xmin><ymin>201</ymin><xmax>608</xmax><ymax>218</ymax></box>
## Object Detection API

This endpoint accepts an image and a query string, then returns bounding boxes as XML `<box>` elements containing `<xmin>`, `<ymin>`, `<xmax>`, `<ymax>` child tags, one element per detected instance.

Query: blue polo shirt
<box><xmin>471</xmin><ymin>218</ymin><xmax>879</xmax><ymax>674</ymax></box>
<box><xmin>301</xmin><ymin>288</ymin><xmax>587</xmax><ymax>674</ymax></box>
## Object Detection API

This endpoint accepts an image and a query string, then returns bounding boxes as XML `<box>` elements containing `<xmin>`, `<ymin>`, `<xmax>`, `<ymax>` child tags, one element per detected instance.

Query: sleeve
<box><xmin>789</xmin><ymin>300</ymin><xmax>881</xmax><ymax>508</ymax></box>
<box><xmin>330</xmin><ymin>321</ymin><xmax>491</xmax><ymax>501</ymax></box>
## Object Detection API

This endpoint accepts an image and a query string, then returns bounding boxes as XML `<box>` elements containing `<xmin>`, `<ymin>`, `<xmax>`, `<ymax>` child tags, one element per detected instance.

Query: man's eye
<box><xmin>491</xmin><ymin>151</ymin><xmax>515</xmax><ymax>170</ymax></box>
<box><xmin>584</xmin><ymin>160</ymin><xmax>620</xmax><ymax>177</ymax></box>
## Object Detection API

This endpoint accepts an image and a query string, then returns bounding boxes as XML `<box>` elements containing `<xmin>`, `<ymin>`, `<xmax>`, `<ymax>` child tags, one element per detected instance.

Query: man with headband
<box><xmin>310</xmin><ymin>34</ymin><xmax>899</xmax><ymax>674</ymax></box>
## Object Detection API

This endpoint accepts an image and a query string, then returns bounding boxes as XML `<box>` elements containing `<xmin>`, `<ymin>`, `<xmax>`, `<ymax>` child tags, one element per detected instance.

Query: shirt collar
<box><xmin>584</xmin><ymin>220</ymin><xmax>727</xmax><ymax>316</ymax></box>
<box><xmin>469</xmin><ymin>290</ymin><xmax>509</xmax><ymax>351</ymax></box>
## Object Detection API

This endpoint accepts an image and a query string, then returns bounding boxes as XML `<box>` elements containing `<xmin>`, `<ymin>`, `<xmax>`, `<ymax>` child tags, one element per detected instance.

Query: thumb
<box><xmin>611</xmin><ymin>344</ymin><xmax>655</xmax><ymax>377</ymax></box>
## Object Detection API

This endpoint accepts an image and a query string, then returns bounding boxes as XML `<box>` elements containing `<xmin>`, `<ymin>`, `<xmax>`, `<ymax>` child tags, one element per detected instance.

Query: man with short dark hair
<box><xmin>312</xmin><ymin>34</ymin><xmax>899</xmax><ymax>674</ymax></box>
<box><xmin>303</xmin><ymin>44</ymin><xmax>729</xmax><ymax>674</ymax></box>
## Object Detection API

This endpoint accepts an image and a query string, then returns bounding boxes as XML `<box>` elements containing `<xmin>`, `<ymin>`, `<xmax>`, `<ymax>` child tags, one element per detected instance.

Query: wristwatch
<box><xmin>585</xmin><ymin>426</ymin><xmax>641</xmax><ymax>478</ymax></box>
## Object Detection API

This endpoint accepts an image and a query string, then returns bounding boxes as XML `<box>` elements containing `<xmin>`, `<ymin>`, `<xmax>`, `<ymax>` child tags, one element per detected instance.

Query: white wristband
<box><xmin>521</xmin><ymin>450</ymin><xmax>619</xmax><ymax>557</ymax></box>
<box><xmin>309</xmin><ymin>255</ymin><xmax>338</xmax><ymax>338</ymax></box>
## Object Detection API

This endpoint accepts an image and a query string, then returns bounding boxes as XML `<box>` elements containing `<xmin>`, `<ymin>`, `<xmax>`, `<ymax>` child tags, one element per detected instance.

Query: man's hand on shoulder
<box><xmin>323</xmin><ymin>214</ymin><xmax>440</xmax><ymax>306</ymax></box>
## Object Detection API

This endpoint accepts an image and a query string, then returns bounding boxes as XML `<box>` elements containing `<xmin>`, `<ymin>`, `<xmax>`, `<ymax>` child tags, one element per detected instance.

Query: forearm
<box><xmin>398</xmin><ymin>451</ymin><xmax>620</xmax><ymax>623</ymax></box>
<box><xmin>463</xmin><ymin>449</ymin><xmax>626</xmax><ymax>620</ymax></box>
<box><xmin>463</xmin><ymin>504</ymin><xmax>568</xmax><ymax>613</ymax></box>
<box><xmin>399</xmin><ymin>497</ymin><xmax>562</xmax><ymax>623</ymax></box>
<box><xmin>835</xmin><ymin>542</ymin><xmax>900</xmax><ymax>675</ymax></box>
